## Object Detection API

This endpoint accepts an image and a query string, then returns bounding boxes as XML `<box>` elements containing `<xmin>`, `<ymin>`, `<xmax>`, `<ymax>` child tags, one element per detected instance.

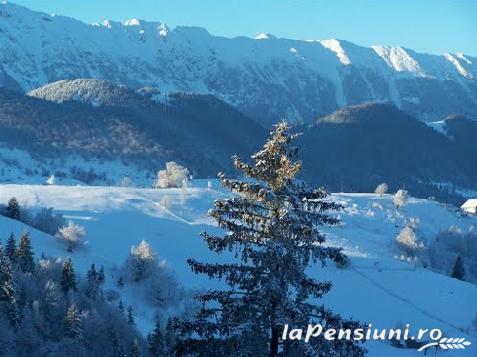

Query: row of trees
<box><xmin>0</xmin><ymin>231</ymin><xmax>183</xmax><ymax>356</ymax></box>
<box><xmin>374</xmin><ymin>183</ymin><xmax>409</xmax><ymax>209</ymax></box>
<box><xmin>1</xmin><ymin>198</ymin><xmax>87</xmax><ymax>252</ymax></box>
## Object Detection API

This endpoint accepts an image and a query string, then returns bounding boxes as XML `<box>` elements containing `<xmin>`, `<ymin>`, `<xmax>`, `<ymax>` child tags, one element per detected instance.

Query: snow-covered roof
<box><xmin>461</xmin><ymin>199</ymin><xmax>477</xmax><ymax>208</ymax></box>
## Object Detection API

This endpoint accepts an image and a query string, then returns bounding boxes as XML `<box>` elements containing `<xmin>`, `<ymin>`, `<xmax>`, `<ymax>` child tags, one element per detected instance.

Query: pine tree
<box><xmin>172</xmin><ymin>123</ymin><xmax>365</xmax><ymax>356</ymax></box>
<box><xmin>64</xmin><ymin>304</ymin><xmax>83</xmax><ymax>339</ymax></box>
<box><xmin>0</xmin><ymin>251</ymin><xmax>19</xmax><ymax>327</ymax></box>
<box><xmin>148</xmin><ymin>321</ymin><xmax>165</xmax><ymax>357</ymax></box>
<box><xmin>61</xmin><ymin>258</ymin><xmax>77</xmax><ymax>294</ymax></box>
<box><xmin>85</xmin><ymin>264</ymin><xmax>98</xmax><ymax>300</ymax></box>
<box><xmin>17</xmin><ymin>231</ymin><xmax>35</xmax><ymax>273</ymax></box>
<box><xmin>97</xmin><ymin>265</ymin><xmax>105</xmax><ymax>285</ymax></box>
<box><xmin>164</xmin><ymin>318</ymin><xmax>176</xmax><ymax>355</ymax></box>
<box><xmin>118</xmin><ymin>299</ymin><xmax>125</xmax><ymax>314</ymax></box>
<box><xmin>451</xmin><ymin>255</ymin><xmax>465</xmax><ymax>280</ymax></box>
<box><xmin>5</xmin><ymin>233</ymin><xmax>17</xmax><ymax>263</ymax></box>
<box><xmin>127</xmin><ymin>305</ymin><xmax>135</xmax><ymax>325</ymax></box>
<box><xmin>5</xmin><ymin>198</ymin><xmax>20</xmax><ymax>220</ymax></box>
<box><xmin>130</xmin><ymin>338</ymin><xmax>142</xmax><ymax>357</ymax></box>
<box><xmin>110</xmin><ymin>328</ymin><xmax>126</xmax><ymax>357</ymax></box>
<box><xmin>116</xmin><ymin>276</ymin><xmax>124</xmax><ymax>289</ymax></box>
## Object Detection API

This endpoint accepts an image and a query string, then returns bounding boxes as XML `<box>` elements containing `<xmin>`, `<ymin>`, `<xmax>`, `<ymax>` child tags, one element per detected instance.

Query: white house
<box><xmin>461</xmin><ymin>199</ymin><xmax>477</xmax><ymax>215</ymax></box>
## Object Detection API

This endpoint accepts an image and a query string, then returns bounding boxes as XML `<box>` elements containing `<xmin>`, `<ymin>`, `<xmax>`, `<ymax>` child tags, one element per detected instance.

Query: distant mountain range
<box><xmin>1</xmin><ymin>2</ymin><xmax>476</xmax><ymax>127</ymax></box>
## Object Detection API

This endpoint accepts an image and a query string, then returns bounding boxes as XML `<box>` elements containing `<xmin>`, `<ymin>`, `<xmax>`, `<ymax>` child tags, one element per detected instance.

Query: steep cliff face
<box><xmin>1</xmin><ymin>2</ymin><xmax>476</xmax><ymax>126</ymax></box>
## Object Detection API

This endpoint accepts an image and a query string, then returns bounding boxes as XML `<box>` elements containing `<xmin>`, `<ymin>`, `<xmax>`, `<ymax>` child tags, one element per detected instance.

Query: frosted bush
<box><xmin>46</xmin><ymin>175</ymin><xmax>55</xmax><ymax>185</ymax></box>
<box><xmin>374</xmin><ymin>183</ymin><xmax>388</xmax><ymax>196</ymax></box>
<box><xmin>393</xmin><ymin>189</ymin><xmax>408</xmax><ymax>209</ymax></box>
<box><xmin>395</xmin><ymin>226</ymin><xmax>422</xmax><ymax>252</ymax></box>
<box><xmin>371</xmin><ymin>202</ymin><xmax>383</xmax><ymax>210</ymax></box>
<box><xmin>56</xmin><ymin>221</ymin><xmax>86</xmax><ymax>251</ymax></box>
<box><xmin>153</xmin><ymin>162</ymin><xmax>189</xmax><ymax>189</ymax></box>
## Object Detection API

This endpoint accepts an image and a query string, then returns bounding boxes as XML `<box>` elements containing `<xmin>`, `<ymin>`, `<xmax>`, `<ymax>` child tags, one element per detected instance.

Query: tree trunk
<box><xmin>270</xmin><ymin>325</ymin><xmax>279</xmax><ymax>357</ymax></box>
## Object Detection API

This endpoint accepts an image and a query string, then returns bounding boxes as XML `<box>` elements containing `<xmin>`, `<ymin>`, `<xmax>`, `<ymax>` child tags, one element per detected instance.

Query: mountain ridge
<box><xmin>1</xmin><ymin>2</ymin><xmax>476</xmax><ymax>126</ymax></box>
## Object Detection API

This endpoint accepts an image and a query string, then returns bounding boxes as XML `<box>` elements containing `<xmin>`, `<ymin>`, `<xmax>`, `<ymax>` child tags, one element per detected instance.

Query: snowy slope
<box><xmin>0</xmin><ymin>2</ymin><xmax>476</xmax><ymax>125</ymax></box>
<box><xmin>0</xmin><ymin>183</ymin><xmax>476</xmax><ymax>356</ymax></box>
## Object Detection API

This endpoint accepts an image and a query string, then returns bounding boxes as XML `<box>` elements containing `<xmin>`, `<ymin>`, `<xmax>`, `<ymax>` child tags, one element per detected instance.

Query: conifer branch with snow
<box><xmin>171</xmin><ymin>122</ymin><xmax>365</xmax><ymax>356</ymax></box>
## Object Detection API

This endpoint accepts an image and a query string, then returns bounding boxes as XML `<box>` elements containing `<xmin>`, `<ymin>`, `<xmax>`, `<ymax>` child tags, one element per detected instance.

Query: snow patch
<box><xmin>124</xmin><ymin>18</ymin><xmax>141</xmax><ymax>26</ymax></box>
<box><xmin>320</xmin><ymin>39</ymin><xmax>351</xmax><ymax>65</ymax></box>
<box><xmin>372</xmin><ymin>46</ymin><xmax>423</xmax><ymax>75</ymax></box>
<box><xmin>445</xmin><ymin>53</ymin><xmax>474</xmax><ymax>79</ymax></box>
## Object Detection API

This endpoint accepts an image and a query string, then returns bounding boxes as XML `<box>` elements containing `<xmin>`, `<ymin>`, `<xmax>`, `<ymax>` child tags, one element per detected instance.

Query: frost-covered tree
<box><xmin>46</xmin><ymin>175</ymin><xmax>56</xmax><ymax>185</ymax></box>
<box><xmin>61</xmin><ymin>258</ymin><xmax>77</xmax><ymax>295</ymax></box>
<box><xmin>5</xmin><ymin>233</ymin><xmax>17</xmax><ymax>262</ymax></box>
<box><xmin>393</xmin><ymin>189</ymin><xmax>408</xmax><ymax>209</ymax></box>
<box><xmin>154</xmin><ymin>162</ymin><xmax>190</xmax><ymax>189</ymax></box>
<box><xmin>17</xmin><ymin>231</ymin><xmax>35</xmax><ymax>274</ymax></box>
<box><xmin>64</xmin><ymin>304</ymin><xmax>83</xmax><ymax>339</ymax></box>
<box><xmin>128</xmin><ymin>240</ymin><xmax>156</xmax><ymax>282</ymax></box>
<box><xmin>396</xmin><ymin>226</ymin><xmax>422</xmax><ymax>253</ymax></box>
<box><xmin>5</xmin><ymin>198</ymin><xmax>21</xmax><ymax>220</ymax></box>
<box><xmin>451</xmin><ymin>255</ymin><xmax>465</xmax><ymax>280</ymax></box>
<box><xmin>374</xmin><ymin>183</ymin><xmax>388</xmax><ymax>196</ymax></box>
<box><xmin>56</xmin><ymin>221</ymin><xmax>86</xmax><ymax>252</ymax></box>
<box><xmin>172</xmin><ymin>123</ymin><xmax>365</xmax><ymax>357</ymax></box>
<box><xmin>0</xmin><ymin>249</ymin><xmax>18</xmax><ymax>327</ymax></box>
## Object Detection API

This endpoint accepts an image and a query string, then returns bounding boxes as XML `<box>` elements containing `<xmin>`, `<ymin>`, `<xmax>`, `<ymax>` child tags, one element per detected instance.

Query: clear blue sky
<box><xmin>11</xmin><ymin>0</ymin><xmax>477</xmax><ymax>56</ymax></box>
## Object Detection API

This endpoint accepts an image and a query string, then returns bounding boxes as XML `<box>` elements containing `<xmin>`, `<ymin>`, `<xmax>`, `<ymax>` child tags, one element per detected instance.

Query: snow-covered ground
<box><xmin>0</xmin><ymin>146</ymin><xmax>153</xmax><ymax>186</ymax></box>
<box><xmin>0</xmin><ymin>182</ymin><xmax>476</xmax><ymax>356</ymax></box>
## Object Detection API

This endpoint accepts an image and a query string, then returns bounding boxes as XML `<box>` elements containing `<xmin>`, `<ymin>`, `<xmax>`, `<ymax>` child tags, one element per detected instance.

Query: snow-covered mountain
<box><xmin>1</xmin><ymin>2</ymin><xmax>476</xmax><ymax>126</ymax></box>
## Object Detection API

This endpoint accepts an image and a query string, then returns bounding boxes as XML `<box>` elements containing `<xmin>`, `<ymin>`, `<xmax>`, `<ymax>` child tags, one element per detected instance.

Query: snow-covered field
<box><xmin>0</xmin><ymin>182</ymin><xmax>476</xmax><ymax>356</ymax></box>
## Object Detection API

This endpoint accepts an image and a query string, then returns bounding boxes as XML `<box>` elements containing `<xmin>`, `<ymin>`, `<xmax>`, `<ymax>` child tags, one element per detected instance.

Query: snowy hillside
<box><xmin>0</xmin><ymin>182</ymin><xmax>476</xmax><ymax>356</ymax></box>
<box><xmin>0</xmin><ymin>2</ymin><xmax>476</xmax><ymax>125</ymax></box>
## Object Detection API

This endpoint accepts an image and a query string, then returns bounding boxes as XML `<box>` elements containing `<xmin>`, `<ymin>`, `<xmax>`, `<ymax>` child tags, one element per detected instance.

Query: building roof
<box><xmin>461</xmin><ymin>199</ymin><xmax>477</xmax><ymax>209</ymax></box>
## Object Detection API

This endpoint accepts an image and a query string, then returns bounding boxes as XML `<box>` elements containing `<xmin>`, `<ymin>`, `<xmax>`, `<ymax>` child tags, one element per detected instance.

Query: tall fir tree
<box><xmin>118</xmin><ymin>299</ymin><xmax>125</xmax><ymax>314</ymax></box>
<box><xmin>148</xmin><ymin>321</ymin><xmax>165</xmax><ymax>357</ymax></box>
<box><xmin>127</xmin><ymin>305</ymin><xmax>135</xmax><ymax>325</ymax></box>
<box><xmin>5</xmin><ymin>233</ymin><xmax>17</xmax><ymax>263</ymax></box>
<box><xmin>451</xmin><ymin>255</ymin><xmax>465</xmax><ymax>280</ymax></box>
<box><xmin>97</xmin><ymin>265</ymin><xmax>105</xmax><ymax>285</ymax></box>
<box><xmin>17</xmin><ymin>231</ymin><xmax>35</xmax><ymax>273</ymax></box>
<box><xmin>172</xmin><ymin>123</ymin><xmax>365</xmax><ymax>356</ymax></box>
<box><xmin>0</xmin><ymin>249</ymin><xmax>19</xmax><ymax>327</ymax></box>
<box><xmin>61</xmin><ymin>258</ymin><xmax>77</xmax><ymax>295</ymax></box>
<box><xmin>110</xmin><ymin>328</ymin><xmax>127</xmax><ymax>357</ymax></box>
<box><xmin>5</xmin><ymin>198</ymin><xmax>21</xmax><ymax>220</ymax></box>
<box><xmin>85</xmin><ymin>264</ymin><xmax>99</xmax><ymax>300</ymax></box>
<box><xmin>64</xmin><ymin>304</ymin><xmax>83</xmax><ymax>339</ymax></box>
